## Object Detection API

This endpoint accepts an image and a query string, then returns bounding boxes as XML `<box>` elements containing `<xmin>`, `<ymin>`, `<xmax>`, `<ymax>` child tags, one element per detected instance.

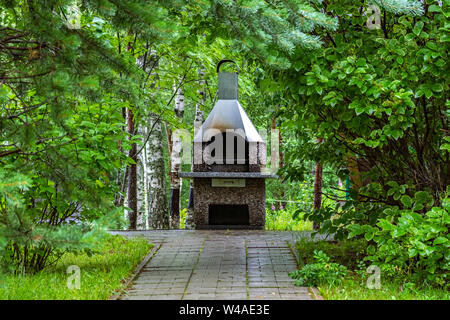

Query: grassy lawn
<box><xmin>293</xmin><ymin>238</ymin><xmax>449</xmax><ymax>300</ymax></box>
<box><xmin>265</xmin><ymin>209</ymin><xmax>313</xmax><ymax>231</ymax></box>
<box><xmin>0</xmin><ymin>235</ymin><xmax>152</xmax><ymax>300</ymax></box>
<box><xmin>319</xmin><ymin>278</ymin><xmax>450</xmax><ymax>300</ymax></box>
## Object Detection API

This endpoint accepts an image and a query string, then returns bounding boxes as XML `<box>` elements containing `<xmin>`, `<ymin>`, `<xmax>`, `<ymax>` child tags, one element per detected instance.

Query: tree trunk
<box><xmin>146</xmin><ymin>114</ymin><xmax>169</xmax><ymax>229</ymax></box>
<box><xmin>186</xmin><ymin>68</ymin><xmax>206</xmax><ymax>229</ymax></box>
<box><xmin>136</xmin><ymin>125</ymin><xmax>147</xmax><ymax>230</ymax></box>
<box><xmin>272</xmin><ymin>115</ymin><xmax>284</xmax><ymax>209</ymax></box>
<box><xmin>136</xmin><ymin>49</ymin><xmax>168</xmax><ymax>229</ymax></box>
<box><xmin>113</xmin><ymin>107</ymin><xmax>128</xmax><ymax>226</ymax></box>
<box><xmin>313</xmin><ymin>137</ymin><xmax>323</xmax><ymax>231</ymax></box>
<box><xmin>169</xmin><ymin>85</ymin><xmax>185</xmax><ymax>229</ymax></box>
<box><xmin>127</xmin><ymin>107</ymin><xmax>137</xmax><ymax>230</ymax></box>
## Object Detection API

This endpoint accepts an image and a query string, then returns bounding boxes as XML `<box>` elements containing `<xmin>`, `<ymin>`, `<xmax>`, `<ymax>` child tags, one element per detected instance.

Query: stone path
<box><xmin>111</xmin><ymin>230</ymin><xmax>315</xmax><ymax>300</ymax></box>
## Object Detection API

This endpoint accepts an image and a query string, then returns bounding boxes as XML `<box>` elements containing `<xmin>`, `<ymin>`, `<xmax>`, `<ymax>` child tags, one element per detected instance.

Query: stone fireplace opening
<box><xmin>208</xmin><ymin>204</ymin><xmax>249</xmax><ymax>226</ymax></box>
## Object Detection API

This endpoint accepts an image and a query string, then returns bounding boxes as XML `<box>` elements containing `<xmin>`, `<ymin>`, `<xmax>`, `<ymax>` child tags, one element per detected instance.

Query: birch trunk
<box><xmin>146</xmin><ymin>114</ymin><xmax>169</xmax><ymax>229</ymax></box>
<box><xmin>136</xmin><ymin>125</ymin><xmax>147</xmax><ymax>230</ymax></box>
<box><xmin>186</xmin><ymin>68</ymin><xmax>206</xmax><ymax>229</ymax></box>
<box><xmin>169</xmin><ymin>85</ymin><xmax>185</xmax><ymax>229</ymax></box>
<box><xmin>136</xmin><ymin>49</ymin><xmax>162</xmax><ymax>230</ymax></box>
<box><xmin>272</xmin><ymin>115</ymin><xmax>284</xmax><ymax>209</ymax></box>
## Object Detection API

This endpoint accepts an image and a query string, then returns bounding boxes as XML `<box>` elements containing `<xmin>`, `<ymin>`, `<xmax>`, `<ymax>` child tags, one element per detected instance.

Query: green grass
<box><xmin>179</xmin><ymin>208</ymin><xmax>187</xmax><ymax>229</ymax></box>
<box><xmin>319</xmin><ymin>278</ymin><xmax>450</xmax><ymax>300</ymax></box>
<box><xmin>295</xmin><ymin>238</ymin><xmax>449</xmax><ymax>300</ymax></box>
<box><xmin>265</xmin><ymin>208</ymin><xmax>312</xmax><ymax>231</ymax></box>
<box><xmin>0</xmin><ymin>235</ymin><xmax>152</xmax><ymax>300</ymax></box>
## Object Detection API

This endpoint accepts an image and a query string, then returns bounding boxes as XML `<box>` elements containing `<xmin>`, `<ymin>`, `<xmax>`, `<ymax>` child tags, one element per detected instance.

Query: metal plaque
<box><xmin>211</xmin><ymin>178</ymin><xmax>246</xmax><ymax>188</ymax></box>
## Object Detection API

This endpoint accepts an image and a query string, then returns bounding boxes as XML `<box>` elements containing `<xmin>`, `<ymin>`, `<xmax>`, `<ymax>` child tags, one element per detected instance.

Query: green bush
<box><xmin>348</xmin><ymin>193</ymin><xmax>450</xmax><ymax>287</ymax></box>
<box><xmin>289</xmin><ymin>250</ymin><xmax>347</xmax><ymax>287</ymax></box>
<box><xmin>0</xmin><ymin>166</ymin><xmax>125</xmax><ymax>274</ymax></box>
<box><xmin>295</xmin><ymin>238</ymin><xmax>367</xmax><ymax>270</ymax></box>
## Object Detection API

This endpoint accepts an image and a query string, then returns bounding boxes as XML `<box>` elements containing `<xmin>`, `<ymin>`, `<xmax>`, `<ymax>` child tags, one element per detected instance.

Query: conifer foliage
<box><xmin>0</xmin><ymin>0</ymin><xmax>183</xmax><ymax>273</ymax></box>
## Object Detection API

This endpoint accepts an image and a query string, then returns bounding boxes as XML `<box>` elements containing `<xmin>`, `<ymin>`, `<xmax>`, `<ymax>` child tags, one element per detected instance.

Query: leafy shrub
<box><xmin>348</xmin><ymin>193</ymin><xmax>450</xmax><ymax>287</ymax></box>
<box><xmin>0</xmin><ymin>98</ymin><xmax>130</xmax><ymax>274</ymax></box>
<box><xmin>289</xmin><ymin>250</ymin><xmax>347</xmax><ymax>286</ymax></box>
<box><xmin>303</xmin><ymin>196</ymin><xmax>387</xmax><ymax>240</ymax></box>
<box><xmin>304</xmin><ymin>182</ymin><xmax>444</xmax><ymax>241</ymax></box>
<box><xmin>0</xmin><ymin>168</ymin><xmax>124</xmax><ymax>274</ymax></box>
<box><xmin>295</xmin><ymin>238</ymin><xmax>367</xmax><ymax>270</ymax></box>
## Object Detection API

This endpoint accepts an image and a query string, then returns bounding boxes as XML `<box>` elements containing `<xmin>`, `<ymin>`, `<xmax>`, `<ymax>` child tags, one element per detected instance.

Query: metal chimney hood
<box><xmin>193</xmin><ymin>60</ymin><xmax>263</xmax><ymax>143</ymax></box>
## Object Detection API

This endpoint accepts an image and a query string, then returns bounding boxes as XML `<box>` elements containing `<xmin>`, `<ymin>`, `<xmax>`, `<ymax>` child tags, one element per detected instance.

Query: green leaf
<box><xmin>126</xmin><ymin>157</ymin><xmax>136</xmax><ymax>165</ymax></box>
<box><xmin>391</xmin><ymin>228</ymin><xmax>407</xmax><ymax>237</ymax></box>
<box><xmin>414</xmin><ymin>191</ymin><xmax>434</xmax><ymax>207</ymax></box>
<box><xmin>356</xmin><ymin>58</ymin><xmax>366</xmax><ymax>67</ymax></box>
<box><xmin>387</xmin><ymin>181</ymin><xmax>399</xmax><ymax>188</ymax></box>
<box><xmin>366</xmin><ymin>245</ymin><xmax>376</xmax><ymax>255</ymax></box>
<box><xmin>424</xmin><ymin>88</ymin><xmax>433</xmax><ymax>98</ymax></box>
<box><xmin>431</xmin><ymin>83</ymin><xmax>443</xmax><ymax>92</ymax></box>
<box><xmin>413</xmin><ymin>21</ymin><xmax>424</xmax><ymax>36</ymax></box>
<box><xmin>433</xmin><ymin>237</ymin><xmax>448</xmax><ymax>245</ymax></box>
<box><xmin>347</xmin><ymin>224</ymin><xmax>363</xmax><ymax>238</ymax></box>
<box><xmin>428</xmin><ymin>5</ymin><xmax>442</xmax><ymax>13</ymax></box>
<box><xmin>315</xmin><ymin>86</ymin><xmax>323</xmax><ymax>95</ymax></box>
<box><xmin>405</xmin><ymin>33</ymin><xmax>415</xmax><ymax>41</ymax></box>
<box><xmin>364</xmin><ymin>231</ymin><xmax>374</xmax><ymax>241</ymax></box>
<box><xmin>355</xmin><ymin>106</ymin><xmax>365</xmax><ymax>115</ymax></box>
<box><xmin>441</xmin><ymin>143</ymin><xmax>450</xmax><ymax>152</ymax></box>
<box><xmin>408</xmin><ymin>247</ymin><xmax>418</xmax><ymax>257</ymax></box>
<box><xmin>377</xmin><ymin>219</ymin><xmax>394</xmax><ymax>231</ymax></box>
<box><xmin>400</xmin><ymin>195</ymin><xmax>413</xmax><ymax>208</ymax></box>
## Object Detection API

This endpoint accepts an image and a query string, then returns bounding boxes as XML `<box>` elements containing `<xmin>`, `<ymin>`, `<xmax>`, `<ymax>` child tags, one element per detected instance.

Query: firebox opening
<box><xmin>208</xmin><ymin>204</ymin><xmax>249</xmax><ymax>225</ymax></box>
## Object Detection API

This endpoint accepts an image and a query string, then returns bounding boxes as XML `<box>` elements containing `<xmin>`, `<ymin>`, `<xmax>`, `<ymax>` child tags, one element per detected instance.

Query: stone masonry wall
<box><xmin>193</xmin><ymin>178</ymin><xmax>266</xmax><ymax>229</ymax></box>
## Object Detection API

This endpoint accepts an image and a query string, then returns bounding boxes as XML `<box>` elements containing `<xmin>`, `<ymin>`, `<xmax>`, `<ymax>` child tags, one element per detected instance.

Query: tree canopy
<box><xmin>0</xmin><ymin>0</ymin><xmax>448</xmax><ymax>285</ymax></box>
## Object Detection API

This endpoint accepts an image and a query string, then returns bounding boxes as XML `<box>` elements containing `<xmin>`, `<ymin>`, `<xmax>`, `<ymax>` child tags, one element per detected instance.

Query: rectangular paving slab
<box><xmin>112</xmin><ymin>230</ymin><xmax>314</xmax><ymax>300</ymax></box>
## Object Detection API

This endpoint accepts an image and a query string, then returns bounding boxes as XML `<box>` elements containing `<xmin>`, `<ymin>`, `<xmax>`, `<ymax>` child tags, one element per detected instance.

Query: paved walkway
<box><xmin>111</xmin><ymin>230</ymin><xmax>315</xmax><ymax>300</ymax></box>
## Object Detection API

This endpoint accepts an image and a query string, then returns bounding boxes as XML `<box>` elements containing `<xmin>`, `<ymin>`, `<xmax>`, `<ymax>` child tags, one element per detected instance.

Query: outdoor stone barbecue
<box><xmin>180</xmin><ymin>60</ymin><xmax>276</xmax><ymax>229</ymax></box>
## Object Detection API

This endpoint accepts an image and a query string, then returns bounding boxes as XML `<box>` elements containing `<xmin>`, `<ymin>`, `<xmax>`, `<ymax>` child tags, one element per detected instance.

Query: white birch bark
<box><xmin>136</xmin><ymin>125</ymin><xmax>146</xmax><ymax>230</ymax></box>
<box><xmin>171</xmin><ymin>84</ymin><xmax>185</xmax><ymax>190</ymax></box>
<box><xmin>136</xmin><ymin>50</ymin><xmax>168</xmax><ymax>229</ymax></box>
<box><xmin>169</xmin><ymin>84</ymin><xmax>185</xmax><ymax>229</ymax></box>
<box><xmin>142</xmin><ymin>142</ymin><xmax>149</xmax><ymax>230</ymax></box>
<box><xmin>146</xmin><ymin>115</ymin><xmax>169</xmax><ymax>229</ymax></box>
<box><xmin>123</xmin><ymin>110</ymin><xmax>131</xmax><ymax>226</ymax></box>
<box><xmin>185</xmin><ymin>68</ymin><xmax>206</xmax><ymax>229</ymax></box>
